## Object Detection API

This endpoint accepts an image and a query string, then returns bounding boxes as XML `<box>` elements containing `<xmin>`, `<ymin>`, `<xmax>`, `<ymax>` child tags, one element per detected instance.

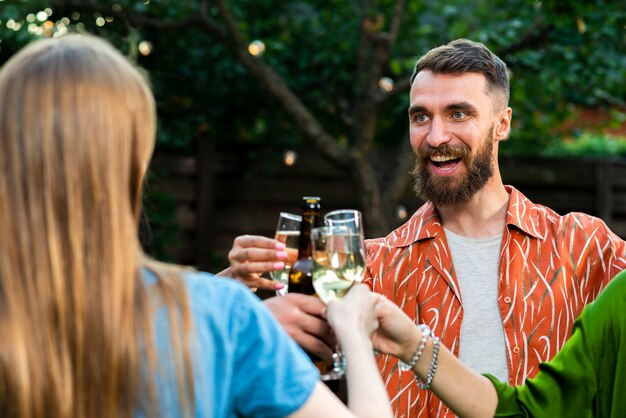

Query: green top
<box><xmin>486</xmin><ymin>269</ymin><xmax>626</xmax><ymax>417</ymax></box>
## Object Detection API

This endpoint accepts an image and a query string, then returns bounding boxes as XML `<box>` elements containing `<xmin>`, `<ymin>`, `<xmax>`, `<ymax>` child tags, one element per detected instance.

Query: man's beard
<box><xmin>410</xmin><ymin>128</ymin><xmax>495</xmax><ymax>207</ymax></box>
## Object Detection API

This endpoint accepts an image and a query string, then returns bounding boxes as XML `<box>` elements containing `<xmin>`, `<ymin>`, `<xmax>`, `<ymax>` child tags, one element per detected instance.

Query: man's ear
<box><xmin>495</xmin><ymin>107</ymin><xmax>512</xmax><ymax>142</ymax></box>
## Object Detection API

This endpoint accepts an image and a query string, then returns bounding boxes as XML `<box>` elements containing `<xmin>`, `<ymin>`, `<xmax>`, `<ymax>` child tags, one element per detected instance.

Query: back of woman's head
<box><xmin>0</xmin><ymin>34</ymin><xmax>172</xmax><ymax>418</ymax></box>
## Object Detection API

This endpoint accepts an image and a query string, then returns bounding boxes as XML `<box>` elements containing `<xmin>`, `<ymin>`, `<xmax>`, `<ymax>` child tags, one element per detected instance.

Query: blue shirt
<box><xmin>145</xmin><ymin>271</ymin><xmax>319</xmax><ymax>417</ymax></box>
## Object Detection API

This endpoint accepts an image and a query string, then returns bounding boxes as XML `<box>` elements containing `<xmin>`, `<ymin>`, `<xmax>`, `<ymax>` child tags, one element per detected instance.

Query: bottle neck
<box><xmin>297</xmin><ymin>211</ymin><xmax>319</xmax><ymax>258</ymax></box>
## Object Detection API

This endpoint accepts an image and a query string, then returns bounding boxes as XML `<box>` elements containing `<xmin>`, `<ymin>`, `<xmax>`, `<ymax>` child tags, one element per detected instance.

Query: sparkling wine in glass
<box><xmin>312</xmin><ymin>226</ymin><xmax>365</xmax><ymax>302</ymax></box>
<box><xmin>270</xmin><ymin>212</ymin><xmax>301</xmax><ymax>295</ymax></box>
<box><xmin>312</xmin><ymin>215</ymin><xmax>366</xmax><ymax>380</ymax></box>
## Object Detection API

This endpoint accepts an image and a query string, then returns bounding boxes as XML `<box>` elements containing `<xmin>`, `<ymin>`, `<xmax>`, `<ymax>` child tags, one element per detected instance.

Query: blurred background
<box><xmin>1</xmin><ymin>0</ymin><xmax>625</xmax><ymax>272</ymax></box>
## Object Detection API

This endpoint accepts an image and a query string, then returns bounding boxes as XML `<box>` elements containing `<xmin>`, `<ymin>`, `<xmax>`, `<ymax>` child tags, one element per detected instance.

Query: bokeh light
<box><xmin>396</xmin><ymin>205</ymin><xmax>408</xmax><ymax>220</ymax></box>
<box><xmin>283</xmin><ymin>150</ymin><xmax>297</xmax><ymax>166</ymax></box>
<box><xmin>138</xmin><ymin>40</ymin><xmax>153</xmax><ymax>56</ymax></box>
<box><xmin>248</xmin><ymin>40</ymin><xmax>265</xmax><ymax>56</ymax></box>
<box><xmin>378</xmin><ymin>77</ymin><xmax>394</xmax><ymax>92</ymax></box>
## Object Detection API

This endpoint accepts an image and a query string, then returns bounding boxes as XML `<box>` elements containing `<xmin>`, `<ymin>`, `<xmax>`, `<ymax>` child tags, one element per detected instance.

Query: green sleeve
<box><xmin>483</xmin><ymin>269</ymin><xmax>626</xmax><ymax>417</ymax></box>
<box><xmin>483</xmin><ymin>310</ymin><xmax>597</xmax><ymax>417</ymax></box>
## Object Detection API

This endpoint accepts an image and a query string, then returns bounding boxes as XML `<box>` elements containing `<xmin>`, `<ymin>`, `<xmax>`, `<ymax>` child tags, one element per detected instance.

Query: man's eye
<box><xmin>415</xmin><ymin>114</ymin><xmax>428</xmax><ymax>122</ymax></box>
<box><xmin>452</xmin><ymin>111</ymin><xmax>466</xmax><ymax>119</ymax></box>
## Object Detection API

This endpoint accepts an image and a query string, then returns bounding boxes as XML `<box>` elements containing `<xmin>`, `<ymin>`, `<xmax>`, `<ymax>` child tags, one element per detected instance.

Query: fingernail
<box><xmin>276</xmin><ymin>251</ymin><xmax>287</xmax><ymax>259</ymax></box>
<box><xmin>273</xmin><ymin>261</ymin><xmax>285</xmax><ymax>270</ymax></box>
<box><xmin>275</xmin><ymin>242</ymin><xmax>286</xmax><ymax>250</ymax></box>
<box><xmin>275</xmin><ymin>283</ymin><xmax>285</xmax><ymax>289</ymax></box>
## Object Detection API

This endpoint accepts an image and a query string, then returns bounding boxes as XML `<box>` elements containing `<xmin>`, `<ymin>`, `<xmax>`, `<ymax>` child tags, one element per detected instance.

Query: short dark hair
<box><xmin>411</xmin><ymin>39</ymin><xmax>510</xmax><ymax>107</ymax></box>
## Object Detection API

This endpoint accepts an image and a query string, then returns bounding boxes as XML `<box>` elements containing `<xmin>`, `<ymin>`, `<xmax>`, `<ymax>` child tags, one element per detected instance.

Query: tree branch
<box><xmin>496</xmin><ymin>21</ymin><xmax>554</xmax><ymax>57</ymax></box>
<box><xmin>378</xmin><ymin>19</ymin><xmax>553</xmax><ymax>105</ymax></box>
<box><xmin>383</xmin><ymin>132</ymin><xmax>414</xmax><ymax>204</ymax></box>
<box><xmin>388</xmin><ymin>0</ymin><xmax>405</xmax><ymax>50</ymax></box>
<box><xmin>51</xmin><ymin>0</ymin><xmax>213</xmax><ymax>31</ymax></box>
<box><xmin>354</xmin><ymin>0</ymin><xmax>374</xmax><ymax>94</ymax></box>
<box><xmin>212</xmin><ymin>0</ymin><xmax>246</xmax><ymax>48</ymax></box>
<box><xmin>52</xmin><ymin>0</ymin><xmax>349</xmax><ymax>167</ymax></box>
<box><xmin>209</xmin><ymin>0</ymin><xmax>348</xmax><ymax>166</ymax></box>
<box><xmin>351</xmin><ymin>1</ymin><xmax>406</xmax><ymax>157</ymax></box>
<box><xmin>596</xmin><ymin>90</ymin><xmax>626</xmax><ymax>111</ymax></box>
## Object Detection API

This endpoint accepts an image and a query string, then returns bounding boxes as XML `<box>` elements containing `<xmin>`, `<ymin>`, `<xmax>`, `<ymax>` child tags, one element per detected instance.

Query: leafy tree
<box><xmin>1</xmin><ymin>0</ymin><xmax>625</xmax><ymax>236</ymax></box>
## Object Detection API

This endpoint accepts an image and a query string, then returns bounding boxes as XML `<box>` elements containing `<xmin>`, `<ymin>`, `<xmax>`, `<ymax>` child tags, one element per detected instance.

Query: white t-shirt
<box><xmin>444</xmin><ymin>228</ymin><xmax>509</xmax><ymax>382</ymax></box>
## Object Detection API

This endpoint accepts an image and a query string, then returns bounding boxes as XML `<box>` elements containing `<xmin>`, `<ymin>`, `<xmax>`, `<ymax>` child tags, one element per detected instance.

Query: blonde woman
<box><xmin>0</xmin><ymin>35</ymin><xmax>391</xmax><ymax>418</ymax></box>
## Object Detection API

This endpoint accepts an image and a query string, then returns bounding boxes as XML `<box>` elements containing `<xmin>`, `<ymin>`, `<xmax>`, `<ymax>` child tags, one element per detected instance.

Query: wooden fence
<box><xmin>147</xmin><ymin>143</ymin><xmax>626</xmax><ymax>271</ymax></box>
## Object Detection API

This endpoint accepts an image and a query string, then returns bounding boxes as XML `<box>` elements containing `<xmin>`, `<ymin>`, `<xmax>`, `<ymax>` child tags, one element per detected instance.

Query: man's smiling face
<box><xmin>408</xmin><ymin>70</ymin><xmax>504</xmax><ymax>206</ymax></box>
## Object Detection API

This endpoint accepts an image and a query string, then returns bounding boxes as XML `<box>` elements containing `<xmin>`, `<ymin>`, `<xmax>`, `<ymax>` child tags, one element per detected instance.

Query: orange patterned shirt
<box><xmin>364</xmin><ymin>186</ymin><xmax>626</xmax><ymax>418</ymax></box>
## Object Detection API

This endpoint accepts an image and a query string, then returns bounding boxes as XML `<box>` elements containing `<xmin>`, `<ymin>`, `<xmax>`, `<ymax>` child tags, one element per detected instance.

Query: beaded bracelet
<box><xmin>398</xmin><ymin>324</ymin><xmax>431</xmax><ymax>372</ymax></box>
<box><xmin>417</xmin><ymin>336</ymin><xmax>440</xmax><ymax>390</ymax></box>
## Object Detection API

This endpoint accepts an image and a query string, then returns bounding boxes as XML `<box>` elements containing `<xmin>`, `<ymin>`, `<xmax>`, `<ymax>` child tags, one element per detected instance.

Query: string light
<box><xmin>36</xmin><ymin>11</ymin><xmax>48</xmax><ymax>22</ymax></box>
<box><xmin>28</xmin><ymin>23</ymin><xmax>42</xmax><ymax>35</ymax></box>
<box><xmin>248</xmin><ymin>40</ymin><xmax>265</xmax><ymax>56</ymax></box>
<box><xmin>54</xmin><ymin>22</ymin><xmax>68</xmax><ymax>37</ymax></box>
<box><xmin>378</xmin><ymin>77</ymin><xmax>394</xmax><ymax>92</ymax></box>
<box><xmin>283</xmin><ymin>150</ymin><xmax>297</xmax><ymax>166</ymax></box>
<box><xmin>138</xmin><ymin>40</ymin><xmax>153</xmax><ymax>56</ymax></box>
<box><xmin>95</xmin><ymin>17</ymin><xmax>105</xmax><ymax>26</ymax></box>
<box><xmin>396</xmin><ymin>205</ymin><xmax>408</xmax><ymax>220</ymax></box>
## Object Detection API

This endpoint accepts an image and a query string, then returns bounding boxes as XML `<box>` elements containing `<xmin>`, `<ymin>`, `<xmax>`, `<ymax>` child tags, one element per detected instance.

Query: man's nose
<box><xmin>425</xmin><ymin>117</ymin><xmax>452</xmax><ymax>148</ymax></box>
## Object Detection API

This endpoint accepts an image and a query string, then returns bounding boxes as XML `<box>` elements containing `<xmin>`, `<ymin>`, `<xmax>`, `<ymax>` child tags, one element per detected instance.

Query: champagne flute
<box><xmin>324</xmin><ymin>209</ymin><xmax>365</xmax><ymax>242</ymax></box>
<box><xmin>271</xmin><ymin>212</ymin><xmax>301</xmax><ymax>295</ymax></box>
<box><xmin>312</xmin><ymin>217</ymin><xmax>366</xmax><ymax>380</ymax></box>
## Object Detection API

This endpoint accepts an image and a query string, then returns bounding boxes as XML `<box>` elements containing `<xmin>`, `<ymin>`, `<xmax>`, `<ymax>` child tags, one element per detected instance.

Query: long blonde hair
<box><xmin>0</xmin><ymin>35</ymin><xmax>193</xmax><ymax>417</ymax></box>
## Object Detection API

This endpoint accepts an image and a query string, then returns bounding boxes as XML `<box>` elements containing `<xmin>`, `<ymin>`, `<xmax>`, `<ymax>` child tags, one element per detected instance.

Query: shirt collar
<box><xmin>386</xmin><ymin>185</ymin><xmax>544</xmax><ymax>248</ymax></box>
<box><xmin>504</xmin><ymin>185</ymin><xmax>546</xmax><ymax>240</ymax></box>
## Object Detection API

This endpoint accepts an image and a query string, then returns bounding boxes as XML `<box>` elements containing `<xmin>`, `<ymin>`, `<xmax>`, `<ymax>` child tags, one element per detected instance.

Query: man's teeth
<box><xmin>430</xmin><ymin>155</ymin><xmax>458</xmax><ymax>162</ymax></box>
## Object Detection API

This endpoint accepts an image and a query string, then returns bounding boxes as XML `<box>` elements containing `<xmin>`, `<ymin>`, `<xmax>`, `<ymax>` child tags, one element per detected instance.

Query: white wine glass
<box><xmin>324</xmin><ymin>209</ymin><xmax>365</xmax><ymax>242</ymax></box>
<box><xmin>270</xmin><ymin>212</ymin><xmax>301</xmax><ymax>295</ymax></box>
<box><xmin>312</xmin><ymin>220</ymin><xmax>366</xmax><ymax>380</ymax></box>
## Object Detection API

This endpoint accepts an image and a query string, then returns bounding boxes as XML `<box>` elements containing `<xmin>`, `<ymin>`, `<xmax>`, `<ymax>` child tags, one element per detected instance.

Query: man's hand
<box><xmin>264</xmin><ymin>294</ymin><xmax>336</xmax><ymax>363</ymax></box>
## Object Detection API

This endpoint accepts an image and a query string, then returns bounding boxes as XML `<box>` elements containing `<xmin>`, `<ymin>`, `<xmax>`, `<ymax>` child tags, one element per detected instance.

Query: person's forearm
<box><xmin>340</xmin><ymin>331</ymin><xmax>393</xmax><ymax>418</ymax></box>
<box><xmin>403</xmin><ymin>337</ymin><xmax>498</xmax><ymax>418</ymax></box>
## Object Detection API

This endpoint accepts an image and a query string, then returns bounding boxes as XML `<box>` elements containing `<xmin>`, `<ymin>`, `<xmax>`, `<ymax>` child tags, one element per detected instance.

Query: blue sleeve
<box><xmin>229</xmin><ymin>282</ymin><xmax>320</xmax><ymax>417</ymax></box>
<box><xmin>184</xmin><ymin>272</ymin><xmax>319</xmax><ymax>418</ymax></box>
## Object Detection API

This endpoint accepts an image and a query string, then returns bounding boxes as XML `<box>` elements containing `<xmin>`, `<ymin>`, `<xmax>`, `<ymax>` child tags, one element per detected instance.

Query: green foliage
<box><xmin>542</xmin><ymin>133</ymin><xmax>626</xmax><ymax>158</ymax></box>
<box><xmin>1</xmin><ymin>0</ymin><xmax>624</xmax><ymax>156</ymax></box>
<box><xmin>1</xmin><ymin>0</ymin><xmax>625</xmax><ymax>256</ymax></box>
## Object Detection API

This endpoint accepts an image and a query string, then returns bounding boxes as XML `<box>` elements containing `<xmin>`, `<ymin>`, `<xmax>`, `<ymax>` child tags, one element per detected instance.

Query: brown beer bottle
<box><xmin>287</xmin><ymin>196</ymin><xmax>321</xmax><ymax>295</ymax></box>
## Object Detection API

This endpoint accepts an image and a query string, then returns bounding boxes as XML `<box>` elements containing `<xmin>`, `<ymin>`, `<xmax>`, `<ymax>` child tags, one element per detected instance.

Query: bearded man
<box><xmin>363</xmin><ymin>39</ymin><xmax>626</xmax><ymax>417</ymax></box>
<box><xmin>223</xmin><ymin>39</ymin><xmax>626</xmax><ymax>418</ymax></box>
